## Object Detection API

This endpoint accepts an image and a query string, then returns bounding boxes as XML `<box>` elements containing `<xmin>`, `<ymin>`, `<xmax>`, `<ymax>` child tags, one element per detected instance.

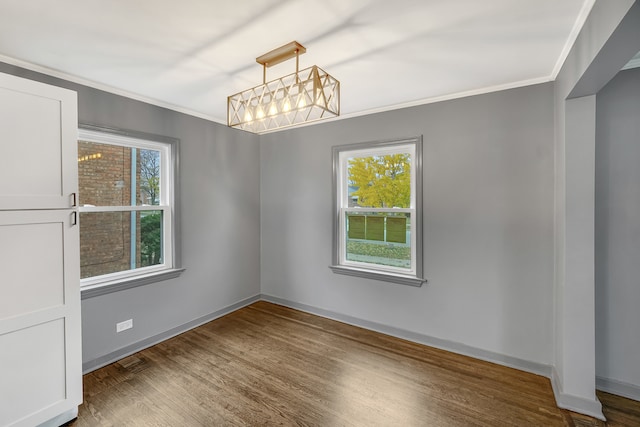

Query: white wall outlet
<box><xmin>116</xmin><ymin>319</ymin><xmax>133</xmax><ymax>333</ymax></box>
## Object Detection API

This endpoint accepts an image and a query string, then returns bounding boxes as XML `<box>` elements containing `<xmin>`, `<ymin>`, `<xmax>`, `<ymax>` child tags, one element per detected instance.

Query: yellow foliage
<box><xmin>348</xmin><ymin>154</ymin><xmax>411</xmax><ymax>208</ymax></box>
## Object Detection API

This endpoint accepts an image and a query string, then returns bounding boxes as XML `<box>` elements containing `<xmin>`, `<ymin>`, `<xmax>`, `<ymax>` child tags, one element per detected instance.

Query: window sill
<box><xmin>81</xmin><ymin>268</ymin><xmax>186</xmax><ymax>299</ymax></box>
<box><xmin>329</xmin><ymin>265</ymin><xmax>426</xmax><ymax>287</ymax></box>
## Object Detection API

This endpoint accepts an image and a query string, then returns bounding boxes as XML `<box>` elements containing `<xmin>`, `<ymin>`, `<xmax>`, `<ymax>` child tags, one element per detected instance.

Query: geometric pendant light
<box><xmin>228</xmin><ymin>41</ymin><xmax>340</xmax><ymax>133</ymax></box>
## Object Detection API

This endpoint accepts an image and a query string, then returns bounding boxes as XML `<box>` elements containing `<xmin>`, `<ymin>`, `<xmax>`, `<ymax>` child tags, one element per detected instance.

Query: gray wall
<box><xmin>595</xmin><ymin>67</ymin><xmax>640</xmax><ymax>391</ymax></box>
<box><xmin>551</xmin><ymin>0</ymin><xmax>639</xmax><ymax>412</ymax></box>
<box><xmin>3</xmin><ymin>13</ymin><xmax>636</xmax><ymax>400</ymax></box>
<box><xmin>260</xmin><ymin>83</ymin><xmax>555</xmax><ymax>365</ymax></box>
<box><xmin>0</xmin><ymin>62</ymin><xmax>262</xmax><ymax>367</ymax></box>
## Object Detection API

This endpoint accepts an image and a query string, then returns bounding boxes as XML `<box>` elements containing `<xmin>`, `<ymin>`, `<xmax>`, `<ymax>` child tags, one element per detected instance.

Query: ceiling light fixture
<box><xmin>227</xmin><ymin>41</ymin><xmax>340</xmax><ymax>133</ymax></box>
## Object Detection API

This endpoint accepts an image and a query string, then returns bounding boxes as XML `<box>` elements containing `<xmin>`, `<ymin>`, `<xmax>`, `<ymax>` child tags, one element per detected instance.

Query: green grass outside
<box><xmin>346</xmin><ymin>241</ymin><xmax>411</xmax><ymax>260</ymax></box>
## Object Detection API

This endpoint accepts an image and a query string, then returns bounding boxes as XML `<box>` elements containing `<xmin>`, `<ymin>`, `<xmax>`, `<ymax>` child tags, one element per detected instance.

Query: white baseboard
<box><xmin>597</xmin><ymin>376</ymin><xmax>640</xmax><ymax>402</ymax></box>
<box><xmin>82</xmin><ymin>294</ymin><xmax>261</xmax><ymax>373</ymax></box>
<box><xmin>38</xmin><ymin>407</ymin><xmax>78</xmax><ymax>427</ymax></box>
<box><xmin>83</xmin><ymin>292</ymin><xmax>621</xmax><ymax>423</ymax></box>
<box><xmin>260</xmin><ymin>294</ymin><xmax>552</xmax><ymax>378</ymax></box>
<box><xmin>551</xmin><ymin>368</ymin><xmax>605</xmax><ymax>420</ymax></box>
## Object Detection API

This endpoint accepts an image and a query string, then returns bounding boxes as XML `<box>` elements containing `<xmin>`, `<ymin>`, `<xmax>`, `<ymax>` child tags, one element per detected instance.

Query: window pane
<box><xmin>78</xmin><ymin>141</ymin><xmax>161</xmax><ymax>207</ymax></box>
<box><xmin>138</xmin><ymin>149</ymin><xmax>161</xmax><ymax>206</ymax></box>
<box><xmin>139</xmin><ymin>210</ymin><xmax>163</xmax><ymax>267</ymax></box>
<box><xmin>79</xmin><ymin>210</ymin><xmax>163</xmax><ymax>279</ymax></box>
<box><xmin>345</xmin><ymin>212</ymin><xmax>411</xmax><ymax>269</ymax></box>
<box><xmin>347</xmin><ymin>153</ymin><xmax>411</xmax><ymax>208</ymax></box>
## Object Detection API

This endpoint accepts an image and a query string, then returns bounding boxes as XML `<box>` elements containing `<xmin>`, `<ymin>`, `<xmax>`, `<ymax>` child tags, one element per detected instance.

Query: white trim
<box><xmin>339</xmin><ymin>143</ymin><xmax>415</xmax><ymax>160</ymax></box>
<box><xmin>343</xmin><ymin>207</ymin><xmax>412</xmax><ymax>214</ymax></box>
<box><xmin>265</xmin><ymin>294</ymin><xmax>609</xmax><ymax>420</ymax></box>
<box><xmin>260</xmin><ymin>77</ymin><xmax>553</xmax><ymax>134</ymax></box>
<box><xmin>81</xmin><ymin>293</ymin><xmax>616</xmax><ymax>421</ymax></box>
<box><xmin>79</xmin><ymin>205</ymin><xmax>166</xmax><ymax>212</ymax></box>
<box><xmin>596</xmin><ymin>376</ymin><xmax>640</xmax><ymax>402</ymax></box>
<box><xmin>550</xmin><ymin>0</ymin><xmax>597</xmax><ymax>79</ymax></box>
<box><xmin>337</xmin><ymin>142</ymin><xmax>417</xmax><ymax>275</ymax></box>
<box><xmin>551</xmin><ymin>368</ymin><xmax>605</xmax><ymax>420</ymax></box>
<box><xmin>81</xmin><ymin>268</ymin><xmax>185</xmax><ymax>299</ymax></box>
<box><xmin>79</xmin><ymin>128</ymin><xmax>172</xmax><ymax>152</ymax></box>
<box><xmin>621</xmin><ymin>56</ymin><xmax>640</xmax><ymax>71</ymax></box>
<box><xmin>261</xmin><ymin>294</ymin><xmax>552</xmax><ymax>378</ymax></box>
<box><xmin>80</xmin><ymin>262</ymin><xmax>171</xmax><ymax>288</ymax></box>
<box><xmin>0</xmin><ymin>53</ymin><xmax>553</xmax><ymax>133</ymax></box>
<box><xmin>341</xmin><ymin>257</ymin><xmax>414</xmax><ymax>275</ymax></box>
<box><xmin>38</xmin><ymin>407</ymin><xmax>78</xmax><ymax>427</ymax></box>
<box><xmin>328</xmin><ymin>265</ymin><xmax>425</xmax><ymax>287</ymax></box>
<box><xmin>77</xmin><ymin>129</ymin><xmax>175</xmax><ymax>287</ymax></box>
<box><xmin>0</xmin><ymin>53</ymin><xmax>223</xmax><ymax>124</ymax></box>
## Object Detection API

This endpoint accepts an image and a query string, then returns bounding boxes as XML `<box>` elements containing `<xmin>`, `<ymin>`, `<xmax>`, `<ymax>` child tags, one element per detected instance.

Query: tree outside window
<box><xmin>331</xmin><ymin>137</ymin><xmax>424</xmax><ymax>286</ymax></box>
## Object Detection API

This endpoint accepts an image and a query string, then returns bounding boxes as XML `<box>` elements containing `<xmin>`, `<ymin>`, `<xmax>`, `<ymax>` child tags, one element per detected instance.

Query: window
<box><xmin>78</xmin><ymin>126</ymin><xmax>182</xmax><ymax>296</ymax></box>
<box><xmin>330</xmin><ymin>137</ymin><xmax>425</xmax><ymax>286</ymax></box>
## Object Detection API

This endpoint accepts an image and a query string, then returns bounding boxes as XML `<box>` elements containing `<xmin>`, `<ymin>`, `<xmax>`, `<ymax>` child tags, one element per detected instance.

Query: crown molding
<box><xmin>0</xmin><ymin>53</ymin><xmax>225</xmax><ymax>124</ymax></box>
<box><xmin>0</xmin><ymin>53</ymin><xmax>555</xmax><ymax>135</ymax></box>
<box><xmin>551</xmin><ymin>0</ymin><xmax>597</xmax><ymax>79</ymax></box>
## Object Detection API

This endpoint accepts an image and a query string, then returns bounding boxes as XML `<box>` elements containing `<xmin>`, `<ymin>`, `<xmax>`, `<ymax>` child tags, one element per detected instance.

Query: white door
<box><xmin>0</xmin><ymin>72</ymin><xmax>78</xmax><ymax>210</ymax></box>
<box><xmin>0</xmin><ymin>72</ymin><xmax>81</xmax><ymax>427</ymax></box>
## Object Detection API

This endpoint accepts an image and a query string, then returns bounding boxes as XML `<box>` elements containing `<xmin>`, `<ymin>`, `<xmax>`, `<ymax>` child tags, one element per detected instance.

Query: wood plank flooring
<box><xmin>598</xmin><ymin>391</ymin><xmax>640</xmax><ymax>427</ymax></box>
<box><xmin>70</xmin><ymin>301</ymin><xmax>640</xmax><ymax>426</ymax></box>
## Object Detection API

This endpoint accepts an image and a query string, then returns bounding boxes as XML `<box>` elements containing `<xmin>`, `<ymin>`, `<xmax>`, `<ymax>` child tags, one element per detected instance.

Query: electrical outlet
<box><xmin>116</xmin><ymin>319</ymin><xmax>133</xmax><ymax>333</ymax></box>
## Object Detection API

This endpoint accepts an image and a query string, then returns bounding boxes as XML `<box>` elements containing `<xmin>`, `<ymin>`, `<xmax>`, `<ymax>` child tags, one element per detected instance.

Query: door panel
<box><xmin>0</xmin><ymin>209</ymin><xmax>81</xmax><ymax>427</ymax></box>
<box><xmin>0</xmin><ymin>220</ymin><xmax>65</xmax><ymax>320</ymax></box>
<box><xmin>0</xmin><ymin>319</ymin><xmax>67</xmax><ymax>427</ymax></box>
<box><xmin>0</xmin><ymin>73</ymin><xmax>78</xmax><ymax>210</ymax></box>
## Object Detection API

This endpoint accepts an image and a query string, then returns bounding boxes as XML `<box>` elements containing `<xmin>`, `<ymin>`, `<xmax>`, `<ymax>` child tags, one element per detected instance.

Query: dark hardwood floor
<box><xmin>70</xmin><ymin>301</ymin><xmax>640</xmax><ymax>426</ymax></box>
<box><xmin>598</xmin><ymin>391</ymin><xmax>640</xmax><ymax>427</ymax></box>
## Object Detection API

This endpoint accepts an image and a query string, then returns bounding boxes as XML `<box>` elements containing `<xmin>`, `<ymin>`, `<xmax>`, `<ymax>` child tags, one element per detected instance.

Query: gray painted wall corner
<box><xmin>83</xmin><ymin>294</ymin><xmax>261</xmax><ymax>373</ymax></box>
<box><xmin>261</xmin><ymin>294</ymin><xmax>553</xmax><ymax>379</ymax></box>
<box><xmin>0</xmin><ymin>60</ymin><xmax>263</xmax><ymax>369</ymax></box>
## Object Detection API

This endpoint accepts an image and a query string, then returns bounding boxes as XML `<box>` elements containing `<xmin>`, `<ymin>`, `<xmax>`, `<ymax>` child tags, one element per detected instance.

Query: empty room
<box><xmin>1</xmin><ymin>1</ymin><xmax>640</xmax><ymax>426</ymax></box>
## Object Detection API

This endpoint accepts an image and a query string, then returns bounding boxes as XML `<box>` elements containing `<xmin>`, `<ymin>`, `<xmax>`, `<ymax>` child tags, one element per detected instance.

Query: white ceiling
<box><xmin>0</xmin><ymin>0</ymin><xmax>594</xmax><ymax>126</ymax></box>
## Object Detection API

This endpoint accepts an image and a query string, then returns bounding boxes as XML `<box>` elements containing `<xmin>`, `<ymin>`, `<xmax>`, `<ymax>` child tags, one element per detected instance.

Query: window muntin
<box><xmin>78</xmin><ymin>129</ymin><xmax>174</xmax><ymax>285</ymax></box>
<box><xmin>332</xmin><ymin>137</ymin><xmax>424</xmax><ymax>285</ymax></box>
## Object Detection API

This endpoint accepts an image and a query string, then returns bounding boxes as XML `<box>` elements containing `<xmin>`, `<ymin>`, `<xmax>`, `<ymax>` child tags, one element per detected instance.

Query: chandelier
<box><xmin>227</xmin><ymin>41</ymin><xmax>340</xmax><ymax>133</ymax></box>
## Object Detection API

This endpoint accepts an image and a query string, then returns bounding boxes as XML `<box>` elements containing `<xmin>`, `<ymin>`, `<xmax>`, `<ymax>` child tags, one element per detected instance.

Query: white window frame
<box><xmin>330</xmin><ymin>136</ymin><xmax>425</xmax><ymax>287</ymax></box>
<box><xmin>78</xmin><ymin>125</ymin><xmax>183</xmax><ymax>298</ymax></box>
